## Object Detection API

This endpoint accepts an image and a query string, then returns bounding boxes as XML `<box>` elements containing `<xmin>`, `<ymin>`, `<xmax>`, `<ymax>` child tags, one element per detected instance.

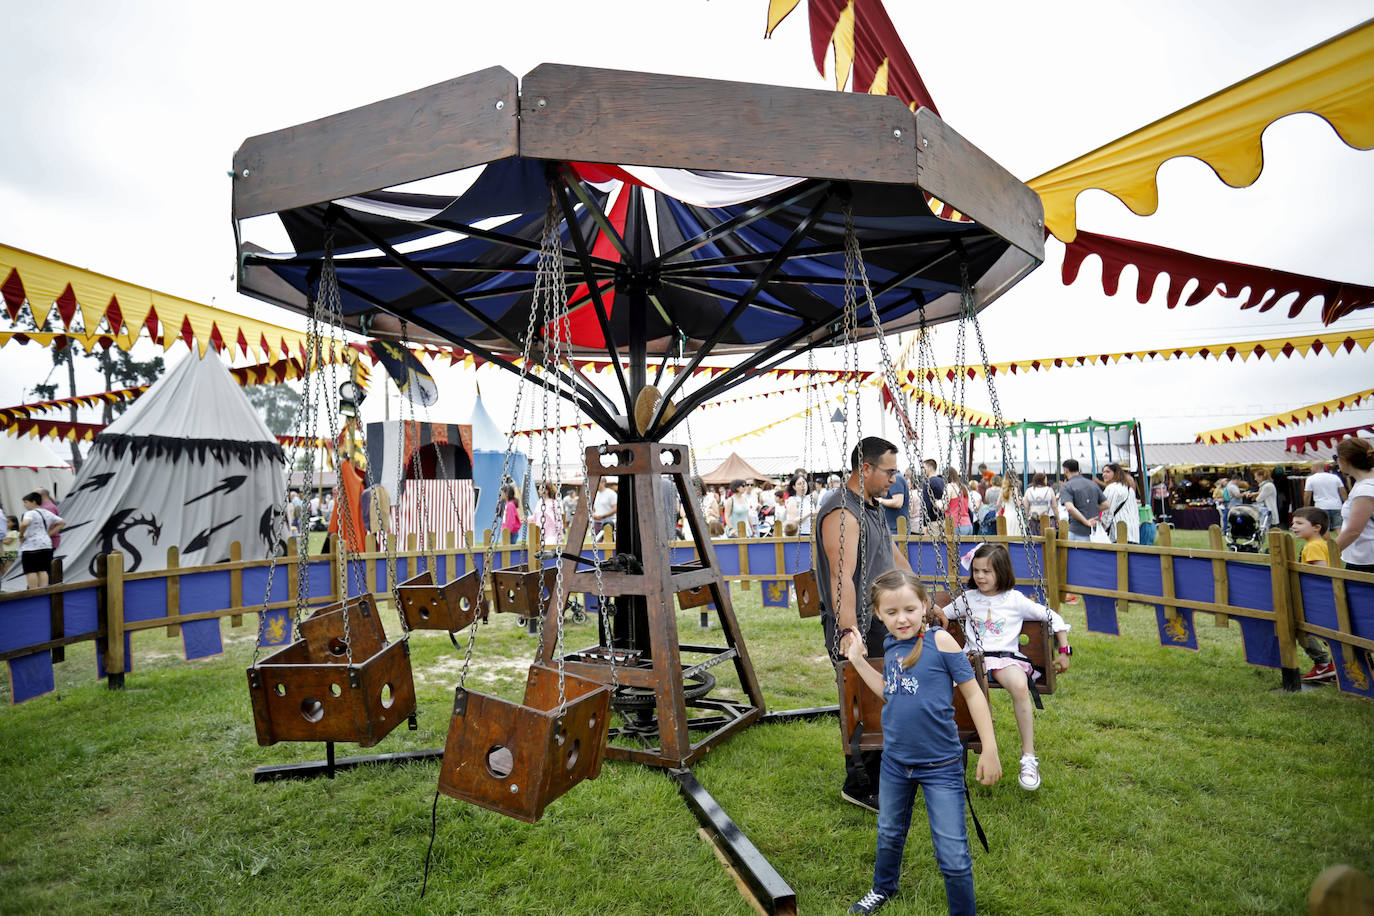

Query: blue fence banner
<box><xmin>761</xmin><ymin>579</ymin><xmax>790</xmax><ymax>608</ymax></box>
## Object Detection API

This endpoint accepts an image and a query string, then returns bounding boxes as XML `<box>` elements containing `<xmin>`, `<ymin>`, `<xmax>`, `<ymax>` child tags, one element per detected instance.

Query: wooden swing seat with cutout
<box><xmin>943</xmin><ymin>615</ymin><xmax>1057</xmax><ymax>696</ymax></box>
<box><xmin>491</xmin><ymin>566</ymin><xmax>559</xmax><ymax>617</ymax></box>
<box><xmin>836</xmin><ymin>630</ymin><xmax>991</xmax><ymax>755</ymax></box>
<box><xmin>247</xmin><ymin>593</ymin><xmax>417</xmax><ymax>748</ymax></box>
<box><xmin>397</xmin><ymin>568</ymin><xmax>486</xmax><ymax>631</ymax></box>
<box><xmin>437</xmin><ymin>663</ymin><xmax>612</xmax><ymax>823</ymax></box>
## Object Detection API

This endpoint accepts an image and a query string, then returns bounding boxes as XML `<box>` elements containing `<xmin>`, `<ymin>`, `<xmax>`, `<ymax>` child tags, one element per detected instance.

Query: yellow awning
<box><xmin>919</xmin><ymin>327</ymin><xmax>1374</xmax><ymax>381</ymax></box>
<box><xmin>1</xmin><ymin>242</ymin><xmax>311</xmax><ymax>359</ymax></box>
<box><xmin>1194</xmin><ymin>386</ymin><xmax>1374</xmax><ymax>444</ymax></box>
<box><xmin>1030</xmin><ymin>19</ymin><xmax>1374</xmax><ymax>242</ymax></box>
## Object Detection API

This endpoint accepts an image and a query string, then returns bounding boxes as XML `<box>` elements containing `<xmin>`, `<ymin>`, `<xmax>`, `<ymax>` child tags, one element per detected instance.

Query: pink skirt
<box><xmin>983</xmin><ymin>656</ymin><xmax>1037</xmax><ymax>681</ymax></box>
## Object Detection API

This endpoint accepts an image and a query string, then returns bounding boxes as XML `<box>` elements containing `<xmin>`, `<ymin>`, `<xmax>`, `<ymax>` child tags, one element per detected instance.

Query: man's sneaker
<box><xmin>848</xmin><ymin>890</ymin><xmax>889</xmax><ymax>914</ymax></box>
<box><xmin>1302</xmin><ymin>663</ymin><xmax>1337</xmax><ymax>682</ymax></box>
<box><xmin>1018</xmin><ymin>754</ymin><xmax>1041</xmax><ymax>791</ymax></box>
<box><xmin>840</xmin><ymin>789</ymin><xmax>880</xmax><ymax>813</ymax></box>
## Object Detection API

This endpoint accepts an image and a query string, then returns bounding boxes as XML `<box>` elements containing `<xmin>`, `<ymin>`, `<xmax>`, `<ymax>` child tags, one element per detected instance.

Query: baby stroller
<box><xmin>1224</xmin><ymin>504</ymin><xmax>1268</xmax><ymax>553</ymax></box>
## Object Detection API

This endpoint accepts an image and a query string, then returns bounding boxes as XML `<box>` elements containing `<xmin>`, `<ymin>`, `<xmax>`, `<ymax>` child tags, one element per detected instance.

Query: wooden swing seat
<box><xmin>793</xmin><ymin>569</ymin><xmax>821</xmax><ymax>618</ymax></box>
<box><xmin>837</xmin><ymin>652</ymin><xmax>991</xmax><ymax>755</ymax></box>
<box><xmin>246</xmin><ymin>593</ymin><xmax>417</xmax><ymax>748</ymax></box>
<box><xmin>676</xmin><ymin>582</ymin><xmax>714</xmax><ymax>609</ymax></box>
<box><xmin>437</xmin><ymin>663</ymin><xmax>612</xmax><ymax>823</ymax></box>
<box><xmin>835</xmin><ymin>592</ymin><xmax>991</xmax><ymax>755</ymax></box>
<box><xmin>944</xmin><ymin>617</ymin><xmax>1057</xmax><ymax>696</ymax></box>
<box><xmin>491</xmin><ymin>567</ymin><xmax>559</xmax><ymax>617</ymax></box>
<box><xmin>397</xmin><ymin>568</ymin><xmax>486</xmax><ymax>631</ymax></box>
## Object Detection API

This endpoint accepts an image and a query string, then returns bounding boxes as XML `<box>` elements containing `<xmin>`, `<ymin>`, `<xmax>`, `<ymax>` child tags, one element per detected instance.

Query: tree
<box><xmin>11</xmin><ymin>313</ymin><xmax>165</xmax><ymax>471</ymax></box>
<box><xmin>244</xmin><ymin>383</ymin><xmax>303</xmax><ymax>436</ymax></box>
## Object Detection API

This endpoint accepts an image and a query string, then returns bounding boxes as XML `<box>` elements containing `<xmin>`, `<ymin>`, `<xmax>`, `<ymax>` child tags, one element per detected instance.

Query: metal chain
<box><xmin>314</xmin><ymin>239</ymin><xmax>360</xmax><ymax>664</ymax></box>
<box><xmin>456</xmin><ymin>191</ymin><xmax>553</xmax><ymax>692</ymax></box>
<box><xmin>836</xmin><ymin>207</ymin><xmax>869</xmax><ymax>647</ymax></box>
<box><xmin>844</xmin><ymin>205</ymin><xmax>967</xmax><ymax>639</ymax></box>
<box><xmin>531</xmin><ymin>194</ymin><xmax>571</xmax><ymax>714</ymax></box>
<box><xmin>963</xmin><ymin>264</ymin><xmax>1050</xmax><ymax>609</ymax></box>
<box><xmin>252</xmin><ymin>283</ymin><xmax>323</xmax><ymax>666</ymax></box>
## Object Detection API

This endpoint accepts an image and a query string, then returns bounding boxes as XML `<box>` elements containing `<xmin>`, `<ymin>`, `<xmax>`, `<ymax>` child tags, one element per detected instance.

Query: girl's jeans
<box><xmin>873</xmin><ymin>755</ymin><xmax>975</xmax><ymax>915</ymax></box>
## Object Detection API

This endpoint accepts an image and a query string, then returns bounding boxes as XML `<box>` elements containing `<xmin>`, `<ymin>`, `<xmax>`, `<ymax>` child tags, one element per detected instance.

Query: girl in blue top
<box><xmin>844</xmin><ymin>569</ymin><xmax>1001</xmax><ymax>916</ymax></box>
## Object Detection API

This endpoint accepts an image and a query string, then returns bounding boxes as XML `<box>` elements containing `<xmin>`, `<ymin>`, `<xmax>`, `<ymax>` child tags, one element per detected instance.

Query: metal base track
<box><xmin>252</xmin><ymin>745</ymin><xmax>443</xmax><ymax>783</ymax></box>
<box><xmin>668</xmin><ymin>766</ymin><xmax>797</xmax><ymax>916</ymax></box>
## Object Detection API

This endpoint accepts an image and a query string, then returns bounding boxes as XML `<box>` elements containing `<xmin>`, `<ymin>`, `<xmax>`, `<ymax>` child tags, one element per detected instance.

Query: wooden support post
<box><xmin>49</xmin><ymin>557</ymin><xmax>65</xmax><ymax>663</ymax></box>
<box><xmin>229</xmin><ymin>541</ymin><xmax>243</xmax><ymax>627</ymax></box>
<box><xmin>737</xmin><ymin>522</ymin><xmax>750</xmax><ymax>591</ymax></box>
<box><xmin>1308</xmin><ymin>864</ymin><xmax>1374</xmax><ymax>916</ymax></box>
<box><xmin>286</xmin><ymin>537</ymin><xmax>300</xmax><ymax>620</ymax></box>
<box><xmin>1331</xmin><ymin>565</ymin><xmax>1354</xmax><ymax>640</ymax></box>
<box><xmin>1269</xmin><ymin>532</ymin><xmax>1300</xmax><ymax>691</ymax></box>
<box><xmin>1207</xmin><ymin>525</ymin><xmax>1230</xmax><ymax>626</ymax></box>
<box><xmin>165</xmin><ymin>545</ymin><xmax>181</xmax><ymax>637</ymax></box>
<box><xmin>526</xmin><ymin>523</ymin><xmax>542</xmax><ymax>635</ymax></box>
<box><xmin>1158</xmin><ymin>524</ymin><xmax>1178</xmax><ymax>620</ymax></box>
<box><xmin>106</xmin><ymin>551</ymin><xmax>126</xmax><ymax>690</ymax></box>
<box><xmin>1115</xmin><ymin>520</ymin><xmax>1129</xmax><ymax>617</ymax></box>
<box><xmin>364</xmin><ymin>534</ymin><xmax>377</xmax><ymax>594</ymax></box>
<box><xmin>333</xmin><ymin>530</ymin><xmax>347</xmax><ymax>601</ymax></box>
<box><xmin>1041</xmin><ymin>522</ymin><xmax>1061</xmax><ymax>611</ymax></box>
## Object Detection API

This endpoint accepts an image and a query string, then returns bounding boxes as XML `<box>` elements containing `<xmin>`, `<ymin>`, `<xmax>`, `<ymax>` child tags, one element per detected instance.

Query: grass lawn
<box><xmin>2</xmin><ymin>569</ymin><xmax>1372</xmax><ymax>914</ymax></box>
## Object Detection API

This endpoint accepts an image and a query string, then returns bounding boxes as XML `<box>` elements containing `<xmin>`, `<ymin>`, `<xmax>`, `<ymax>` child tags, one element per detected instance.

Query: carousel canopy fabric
<box><xmin>2</xmin><ymin>352</ymin><xmax>288</xmax><ymax>591</ymax></box>
<box><xmin>1030</xmin><ymin>19</ymin><xmax>1374</xmax><ymax>243</ymax></box>
<box><xmin>244</xmin><ymin>158</ymin><xmax>1011</xmax><ymax>355</ymax></box>
<box><xmin>233</xmin><ymin>65</ymin><xmax>1042</xmax><ymax>441</ymax></box>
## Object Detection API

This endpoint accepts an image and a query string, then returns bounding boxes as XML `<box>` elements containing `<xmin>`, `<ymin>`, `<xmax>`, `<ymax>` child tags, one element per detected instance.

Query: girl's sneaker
<box><xmin>1018</xmin><ymin>754</ymin><xmax>1041</xmax><ymax>791</ymax></box>
<box><xmin>848</xmin><ymin>890</ymin><xmax>889</xmax><ymax>914</ymax></box>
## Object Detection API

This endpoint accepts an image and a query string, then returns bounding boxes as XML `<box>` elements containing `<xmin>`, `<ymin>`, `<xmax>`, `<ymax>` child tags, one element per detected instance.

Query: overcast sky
<box><xmin>2</xmin><ymin>0</ymin><xmax>1370</xmax><ymax>469</ymax></box>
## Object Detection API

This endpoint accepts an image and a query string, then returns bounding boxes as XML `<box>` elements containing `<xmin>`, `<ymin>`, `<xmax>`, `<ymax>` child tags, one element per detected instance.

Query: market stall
<box><xmin>1146</xmin><ymin>440</ymin><xmax>1314</xmax><ymax>529</ymax></box>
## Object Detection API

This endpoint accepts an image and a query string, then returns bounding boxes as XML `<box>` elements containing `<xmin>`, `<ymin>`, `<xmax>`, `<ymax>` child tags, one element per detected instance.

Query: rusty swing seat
<box><xmin>437</xmin><ymin>663</ymin><xmax>612</xmax><ymax>823</ymax></box>
<box><xmin>397</xmin><ymin>568</ymin><xmax>487</xmax><ymax>631</ymax></box>
<box><xmin>491</xmin><ymin>565</ymin><xmax>559</xmax><ymax>617</ymax></box>
<box><xmin>835</xmin><ymin>592</ymin><xmax>992</xmax><ymax>756</ymax></box>
<box><xmin>944</xmin><ymin>615</ymin><xmax>1057</xmax><ymax>697</ymax></box>
<box><xmin>247</xmin><ymin>593</ymin><xmax>417</xmax><ymax>748</ymax></box>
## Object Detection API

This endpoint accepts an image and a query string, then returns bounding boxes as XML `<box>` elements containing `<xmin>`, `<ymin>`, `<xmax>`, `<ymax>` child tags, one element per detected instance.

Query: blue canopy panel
<box><xmin>244</xmin><ymin>157</ymin><xmax>1009</xmax><ymax>358</ymax></box>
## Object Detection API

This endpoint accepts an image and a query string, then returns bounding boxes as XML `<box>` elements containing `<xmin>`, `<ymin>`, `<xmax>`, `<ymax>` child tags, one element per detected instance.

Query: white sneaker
<box><xmin>1018</xmin><ymin>754</ymin><xmax>1041</xmax><ymax>791</ymax></box>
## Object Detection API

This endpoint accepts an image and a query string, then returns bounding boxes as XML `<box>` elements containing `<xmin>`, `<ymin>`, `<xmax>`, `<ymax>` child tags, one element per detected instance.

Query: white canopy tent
<box><xmin>0</xmin><ymin>432</ymin><xmax>74</xmax><ymax>521</ymax></box>
<box><xmin>2</xmin><ymin>351</ymin><xmax>288</xmax><ymax>590</ymax></box>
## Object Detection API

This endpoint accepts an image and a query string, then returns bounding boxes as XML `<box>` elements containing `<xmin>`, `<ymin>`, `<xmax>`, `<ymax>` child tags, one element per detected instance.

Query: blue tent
<box><xmin>470</xmin><ymin>393</ymin><xmax>528</xmax><ymax>542</ymax></box>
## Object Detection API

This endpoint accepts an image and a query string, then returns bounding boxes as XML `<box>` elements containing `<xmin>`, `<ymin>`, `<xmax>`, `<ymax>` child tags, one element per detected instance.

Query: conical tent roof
<box><xmin>469</xmin><ymin>393</ymin><xmax>504</xmax><ymax>452</ymax></box>
<box><xmin>701</xmin><ymin>453</ymin><xmax>771</xmax><ymax>486</ymax></box>
<box><xmin>0</xmin><ymin>432</ymin><xmax>74</xmax><ymax>519</ymax></box>
<box><xmin>104</xmin><ymin>348</ymin><xmax>276</xmax><ymax>443</ymax></box>
<box><xmin>4</xmin><ymin>351</ymin><xmax>288</xmax><ymax>591</ymax></box>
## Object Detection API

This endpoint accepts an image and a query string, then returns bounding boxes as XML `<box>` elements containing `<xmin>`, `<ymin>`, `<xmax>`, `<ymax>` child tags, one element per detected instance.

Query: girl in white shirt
<box><xmin>947</xmin><ymin>543</ymin><xmax>1071</xmax><ymax>792</ymax></box>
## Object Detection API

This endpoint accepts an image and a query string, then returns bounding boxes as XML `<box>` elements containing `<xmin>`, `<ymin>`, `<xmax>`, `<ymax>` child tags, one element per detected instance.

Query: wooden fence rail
<box><xmin>2</xmin><ymin>518</ymin><xmax>1371</xmax><ymax>703</ymax></box>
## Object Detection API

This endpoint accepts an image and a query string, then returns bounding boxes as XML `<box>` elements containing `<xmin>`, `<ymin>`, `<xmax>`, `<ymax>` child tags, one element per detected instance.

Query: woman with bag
<box><xmin>1101</xmin><ymin>464</ymin><xmax>1140</xmax><ymax>544</ymax></box>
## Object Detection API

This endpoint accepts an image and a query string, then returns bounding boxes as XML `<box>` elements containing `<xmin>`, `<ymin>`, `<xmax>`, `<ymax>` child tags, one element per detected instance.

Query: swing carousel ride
<box><xmin>232</xmin><ymin>62</ymin><xmax>1043</xmax><ymax>902</ymax></box>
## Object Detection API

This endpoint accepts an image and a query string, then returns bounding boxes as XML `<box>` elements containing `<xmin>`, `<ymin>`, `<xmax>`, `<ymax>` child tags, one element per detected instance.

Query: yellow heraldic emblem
<box><xmin>265</xmin><ymin>615</ymin><xmax>286</xmax><ymax>645</ymax></box>
<box><xmin>1163</xmin><ymin>614</ymin><xmax>1190</xmax><ymax>643</ymax></box>
<box><xmin>1343</xmin><ymin>652</ymin><xmax>1370</xmax><ymax>692</ymax></box>
<box><xmin>767</xmin><ymin>581</ymin><xmax>786</xmax><ymax>604</ymax></box>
